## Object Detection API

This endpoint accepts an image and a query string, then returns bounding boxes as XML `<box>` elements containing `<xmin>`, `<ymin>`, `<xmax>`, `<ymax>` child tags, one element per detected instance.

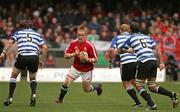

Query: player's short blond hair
<box><xmin>120</xmin><ymin>24</ymin><xmax>130</xmax><ymax>33</ymax></box>
<box><xmin>77</xmin><ymin>26</ymin><xmax>87</xmax><ymax>34</ymax></box>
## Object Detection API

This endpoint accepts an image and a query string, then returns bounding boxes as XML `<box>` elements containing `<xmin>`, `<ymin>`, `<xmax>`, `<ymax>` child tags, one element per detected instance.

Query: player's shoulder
<box><xmin>112</xmin><ymin>36</ymin><xmax>118</xmax><ymax>41</ymax></box>
<box><xmin>70</xmin><ymin>39</ymin><xmax>78</xmax><ymax>44</ymax></box>
<box><xmin>85</xmin><ymin>40</ymin><xmax>95</xmax><ymax>46</ymax></box>
<box><xmin>67</xmin><ymin>39</ymin><xmax>78</xmax><ymax>47</ymax></box>
<box><xmin>139</xmin><ymin>33</ymin><xmax>152</xmax><ymax>40</ymax></box>
<box><xmin>12</xmin><ymin>31</ymin><xmax>19</xmax><ymax>36</ymax></box>
<box><xmin>21</xmin><ymin>28</ymin><xmax>40</xmax><ymax>35</ymax></box>
<box><xmin>117</xmin><ymin>33</ymin><xmax>131</xmax><ymax>39</ymax></box>
<box><xmin>131</xmin><ymin>33</ymin><xmax>143</xmax><ymax>38</ymax></box>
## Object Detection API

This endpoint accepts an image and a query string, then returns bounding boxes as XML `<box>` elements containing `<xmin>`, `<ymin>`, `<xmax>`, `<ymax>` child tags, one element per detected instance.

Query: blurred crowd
<box><xmin>0</xmin><ymin>0</ymin><xmax>179</xmax><ymax>72</ymax></box>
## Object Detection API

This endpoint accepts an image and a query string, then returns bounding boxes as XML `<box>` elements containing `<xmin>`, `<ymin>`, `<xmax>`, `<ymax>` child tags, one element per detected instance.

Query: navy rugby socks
<box><xmin>9</xmin><ymin>78</ymin><xmax>16</xmax><ymax>98</ymax></box>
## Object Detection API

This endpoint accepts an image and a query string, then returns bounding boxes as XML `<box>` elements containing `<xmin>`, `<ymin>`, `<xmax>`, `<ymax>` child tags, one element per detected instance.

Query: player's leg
<box><xmin>135</xmin><ymin>78</ymin><xmax>157</xmax><ymax>110</ymax></box>
<box><xmin>136</xmin><ymin>61</ymin><xmax>157</xmax><ymax>110</ymax></box>
<box><xmin>4</xmin><ymin>55</ymin><xmax>24</xmax><ymax>106</ymax></box>
<box><xmin>148</xmin><ymin>77</ymin><xmax>178</xmax><ymax>108</ymax></box>
<box><xmin>147</xmin><ymin>60</ymin><xmax>178</xmax><ymax>108</ymax></box>
<box><xmin>56</xmin><ymin>66</ymin><xmax>79</xmax><ymax>103</ymax></box>
<box><xmin>29</xmin><ymin>72</ymin><xmax>37</xmax><ymax>106</ymax></box>
<box><xmin>27</xmin><ymin>55</ymin><xmax>39</xmax><ymax>106</ymax></box>
<box><xmin>81</xmin><ymin>70</ymin><xmax>102</xmax><ymax>96</ymax></box>
<box><xmin>123</xmin><ymin>81</ymin><xmax>142</xmax><ymax>107</ymax></box>
<box><xmin>121</xmin><ymin>63</ymin><xmax>142</xmax><ymax>107</ymax></box>
<box><xmin>4</xmin><ymin>66</ymin><xmax>21</xmax><ymax>106</ymax></box>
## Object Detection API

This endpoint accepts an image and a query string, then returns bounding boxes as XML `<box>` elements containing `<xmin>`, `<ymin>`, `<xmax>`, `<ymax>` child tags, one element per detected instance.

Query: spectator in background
<box><xmin>54</xmin><ymin>35</ymin><xmax>63</xmax><ymax>48</ymax></box>
<box><xmin>47</xmin><ymin>55</ymin><xmax>55</xmax><ymax>67</ymax></box>
<box><xmin>87</xmin><ymin>29</ymin><xmax>99</xmax><ymax>42</ymax></box>
<box><xmin>165</xmin><ymin>55</ymin><xmax>179</xmax><ymax>81</ymax></box>
<box><xmin>140</xmin><ymin>22</ymin><xmax>148</xmax><ymax>34</ymax></box>
<box><xmin>99</xmin><ymin>24</ymin><xmax>112</xmax><ymax>41</ymax></box>
<box><xmin>0</xmin><ymin>0</ymin><xmax>179</xmax><ymax>68</ymax></box>
<box><xmin>88</xmin><ymin>16</ymin><xmax>101</xmax><ymax>34</ymax></box>
<box><xmin>105</xmin><ymin>12</ymin><xmax>115</xmax><ymax>32</ymax></box>
<box><xmin>163</xmin><ymin>30</ymin><xmax>176</xmax><ymax>50</ymax></box>
<box><xmin>172</xmin><ymin>13</ymin><xmax>179</xmax><ymax>25</ymax></box>
<box><xmin>128</xmin><ymin>0</ymin><xmax>142</xmax><ymax>18</ymax></box>
<box><xmin>78</xmin><ymin>2</ymin><xmax>90</xmax><ymax>23</ymax></box>
<box><xmin>91</xmin><ymin>2</ymin><xmax>106</xmax><ymax>17</ymax></box>
<box><xmin>64</xmin><ymin>32</ymin><xmax>73</xmax><ymax>44</ymax></box>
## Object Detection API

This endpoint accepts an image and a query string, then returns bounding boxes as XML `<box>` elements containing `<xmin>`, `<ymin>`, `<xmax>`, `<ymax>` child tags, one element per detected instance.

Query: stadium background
<box><xmin>0</xmin><ymin>0</ymin><xmax>180</xmax><ymax>112</ymax></box>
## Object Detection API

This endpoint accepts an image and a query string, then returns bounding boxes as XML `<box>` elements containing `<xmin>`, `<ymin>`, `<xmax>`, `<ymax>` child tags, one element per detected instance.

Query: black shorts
<box><xmin>14</xmin><ymin>55</ymin><xmax>39</xmax><ymax>73</ymax></box>
<box><xmin>137</xmin><ymin>60</ymin><xmax>157</xmax><ymax>79</ymax></box>
<box><xmin>121</xmin><ymin>62</ymin><xmax>137</xmax><ymax>81</ymax></box>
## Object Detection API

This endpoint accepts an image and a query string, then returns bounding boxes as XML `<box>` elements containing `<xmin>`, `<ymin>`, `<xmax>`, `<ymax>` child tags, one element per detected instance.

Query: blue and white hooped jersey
<box><xmin>12</xmin><ymin>28</ymin><xmax>45</xmax><ymax>56</ymax></box>
<box><xmin>110</xmin><ymin>37</ymin><xmax>117</xmax><ymax>49</ymax></box>
<box><xmin>120</xmin><ymin>33</ymin><xmax>156</xmax><ymax>63</ymax></box>
<box><xmin>115</xmin><ymin>32</ymin><xmax>137</xmax><ymax>64</ymax></box>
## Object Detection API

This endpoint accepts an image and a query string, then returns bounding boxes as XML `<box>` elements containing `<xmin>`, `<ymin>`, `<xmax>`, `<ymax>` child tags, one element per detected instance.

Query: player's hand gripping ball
<box><xmin>79</xmin><ymin>51</ymin><xmax>88</xmax><ymax>62</ymax></box>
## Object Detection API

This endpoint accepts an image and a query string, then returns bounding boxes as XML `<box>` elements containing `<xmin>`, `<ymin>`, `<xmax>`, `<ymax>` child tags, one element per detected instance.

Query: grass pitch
<box><xmin>0</xmin><ymin>81</ymin><xmax>180</xmax><ymax>112</ymax></box>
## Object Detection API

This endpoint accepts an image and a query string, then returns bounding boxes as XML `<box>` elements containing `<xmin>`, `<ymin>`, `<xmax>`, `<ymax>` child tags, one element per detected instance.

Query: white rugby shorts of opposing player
<box><xmin>67</xmin><ymin>66</ymin><xmax>92</xmax><ymax>82</ymax></box>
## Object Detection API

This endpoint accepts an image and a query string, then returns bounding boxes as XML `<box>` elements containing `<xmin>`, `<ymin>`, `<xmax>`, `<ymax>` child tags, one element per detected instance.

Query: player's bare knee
<box><xmin>135</xmin><ymin>79</ymin><xmax>145</xmax><ymax>91</ymax></box>
<box><xmin>29</xmin><ymin>72</ymin><xmax>36</xmax><ymax>81</ymax></box>
<box><xmin>11</xmin><ymin>68</ymin><xmax>21</xmax><ymax>78</ymax></box>
<box><xmin>63</xmin><ymin>78</ymin><xmax>71</xmax><ymax>87</ymax></box>
<box><xmin>64</xmin><ymin>75</ymin><xmax>74</xmax><ymax>86</ymax></box>
<box><xmin>83</xmin><ymin>87</ymin><xmax>90</xmax><ymax>93</ymax></box>
<box><xmin>148</xmin><ymin>81</ymin><xmax>157</xmax><ymax>92</ymax></box>
<box><xmin>123</xmin><ymin>81</ymin><xmax>133</xmax><ymax>89</ymax></box>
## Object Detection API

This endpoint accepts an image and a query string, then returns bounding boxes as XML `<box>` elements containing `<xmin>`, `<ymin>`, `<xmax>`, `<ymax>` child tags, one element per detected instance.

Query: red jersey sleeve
<box><xmin>65</xmin><ymin>42</ymin><xmax>74</xmax><ymax>54</ymax></box>
<box><xmin>87</xmin><ymin>41</ymin><xmax>98</xmax><ymax>60</ymax></box>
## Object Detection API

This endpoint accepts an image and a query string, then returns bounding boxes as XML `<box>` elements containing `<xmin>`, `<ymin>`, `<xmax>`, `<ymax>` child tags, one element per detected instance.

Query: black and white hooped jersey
<box><xmin>120</xmin><ymin>33</ymin><xmax>156</xmax><ymax>63</ymax></box>
<box><xmin>12</xmin><ymin>28</ymin><xmax>45</xmax><ymax>56</ymax></box>
<box><xmin>115</xmin><ymin>32</ymin><xmax>137</xmax><ymax>64</ymax></box>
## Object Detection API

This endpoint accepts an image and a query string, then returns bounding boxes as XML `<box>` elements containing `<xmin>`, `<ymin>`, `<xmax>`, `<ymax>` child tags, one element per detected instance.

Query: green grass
<box><xmin>0</xmin><ymin>82</ymin><xmax>180</xmax><ymax>112</ymax></box>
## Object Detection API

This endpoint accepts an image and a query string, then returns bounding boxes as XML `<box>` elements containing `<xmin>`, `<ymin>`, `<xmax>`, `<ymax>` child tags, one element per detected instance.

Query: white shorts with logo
<box><xmin>67</xmin><ymin>66</ymin><xmax>92</xmax><ymax>82</ymax></box>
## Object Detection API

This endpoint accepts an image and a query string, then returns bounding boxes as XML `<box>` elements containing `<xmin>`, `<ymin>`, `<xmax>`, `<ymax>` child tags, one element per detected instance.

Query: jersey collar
<box><xmin>122</xmin><ymin>32</ymin><xmax>130</xmax><ymax>35</ymax></box>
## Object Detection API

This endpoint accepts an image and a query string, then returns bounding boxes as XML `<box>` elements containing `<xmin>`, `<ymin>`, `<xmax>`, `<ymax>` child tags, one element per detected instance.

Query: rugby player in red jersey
<box><xmin>56</xmin><ymin>26</ymin><xmax>102</xmax><ymax>103</ymax></box>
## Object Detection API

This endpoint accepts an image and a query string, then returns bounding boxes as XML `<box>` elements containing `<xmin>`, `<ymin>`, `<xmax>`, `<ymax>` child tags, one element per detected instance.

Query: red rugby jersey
<box><xmin>65</xmin><ymin>39</ymin><xmax>98</xmax><ymax>72</ymax></box>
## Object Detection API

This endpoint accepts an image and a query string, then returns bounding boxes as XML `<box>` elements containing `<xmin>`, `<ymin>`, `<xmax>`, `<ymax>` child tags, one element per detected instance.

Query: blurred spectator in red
<box><xmin>91</xmin><ymin>2</ymin><xmax>106</xmax><ymax>16</ymax></box>
<box><xmin>163</xmin><ymin>30</ymin><xmax>176</xmax><ymax>48</ymax></box>
<box><xmin>128</xmin><ymin>0</ymin><xmax>142</xmax><ymax>17</ymax></box>
<box><xmin>156</xmin><ymin>16</ymin><xmax>168</xmax><ymax>33</ymax></box>
<box><xmin>47</xmin><ymin>55</ymin><xmax>56</xmax><ymax>67</ymax></box>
